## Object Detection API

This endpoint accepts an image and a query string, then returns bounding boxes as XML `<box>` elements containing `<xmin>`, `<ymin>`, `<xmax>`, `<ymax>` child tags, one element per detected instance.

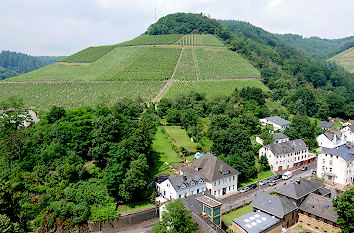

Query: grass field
<box><xmin>328</xmin><ymin>47</ymin><xmax>354</xmax><ymax>73</ymax></box>
<box><xmin>60</xmin><ymin>44</ymin><xmax>116</xmax><ymax>63</ymax></box>
<box><xmin>0</xmin><ymin>81</ymin><xmax>165</xmax><ymax>110</ymax></box>
<box><xmin>164</xmin><ymin>126</ymin><xmax>200</xmax><ymax>152</ymax></box>
<box><xmin>164</xmin><ymin>80</ymin><xmax>268</xmax><ymax>99</ymax></box>
<box><xmin>223</xmin><ymin>205</ymin><xmax>253</xmax><ymax>227</ymax></box>
<box><xmin>117</xmin><ymin>200</ymin><xmax>153</xmax><ymax>214</ymax></box>
<box><xmin>174</xmin><ymin>47</ymin><xmax>260</xmax><ymax>80</ymax></box>
<box><xmin>9</xmin><ymin>47</ymin><xmax>181</xmax><ymax>81</ymax></box>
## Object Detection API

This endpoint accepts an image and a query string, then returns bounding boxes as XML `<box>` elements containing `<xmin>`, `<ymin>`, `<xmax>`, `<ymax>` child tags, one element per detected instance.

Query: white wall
<box><xmin>317</xmin><ymin>153</ymin><xmax>354</xmax><ymax>186</ymax></box>
<box><xmin>317</xmin><ymin>133</ymin><xmax>346</xmax><ymax>149</ymax></box>
<box><xmin>209</xmin><ymin>175</ymin><xmax>238</xmax><ymax>197</ymax></box>
<box><xmin>341</xmin><ymin>127</ymin><xmax>354</xmax><ymax>144</ymax></box>
<box><xmin>156</xmin><ymin>179</ymin><xmax>206</xmax><ymax>201</ymax></box>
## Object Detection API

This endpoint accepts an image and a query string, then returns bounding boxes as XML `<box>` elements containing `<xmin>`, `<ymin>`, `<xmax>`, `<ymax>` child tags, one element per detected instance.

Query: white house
<box><xmin>273</xmin><ymin>132</ymin><xmax>289</xmax><ymax>144</ymax></box>
<box><xmin>341</xmin><ymin>125</ymin><xmax>354</xmax><ymax>145</ymax></box>
<box><xmin>317</xmin><ymin>131</ymin><xmax>346</xmax><ymax>149</ymax></box>
<box><xmin>342</xmin><ymin>120</ymin><xmax>354</xmax><ymax>127</ymax></box>
<box><xmin>156</xmin><ymin>172</ymin><xmax>206</xmax><ymax>201</ymax></box>
<box><xmin>260</xmin><ymin>116</ymin><xmax>291</xmax><ymax>131</ymax></box>
<box><xmin>317</xmin><ymin>145</ymin><xmax>354</xmax><ymax>186</ymax></box>
<box><xmin>259</xmin><ymin>139</ymin><xmax>315</xmax><ymax>172</ymax></box>
<box><xmin>180</xmin><ymin>153</ymin><xmax>240</xmax><ymax>198</ymax></box>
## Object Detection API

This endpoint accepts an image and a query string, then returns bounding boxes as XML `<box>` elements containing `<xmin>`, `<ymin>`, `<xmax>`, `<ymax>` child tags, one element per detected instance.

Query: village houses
<box><xmin>180</xmin><ymin>152</ymin><xmax>240</xmax><ymax>197</ymax></box>
<box><xmin>259</xmin><ymin>139</ymin><xmax>315</xmax><ymax>172</ymax></box>
<box><xmin>316</xmin><ymin>130</ymin><xmax>347</xmax><ymax>149</ymax></box>
<box><xmin>260</xmin><ymin>116</ymin><xmax>291</xmax><ymax>131</ymax></box>
<box><xmin>341</xmin><ymin>124</ymin><xmax>354</xmax><ymax>145</ymax></box>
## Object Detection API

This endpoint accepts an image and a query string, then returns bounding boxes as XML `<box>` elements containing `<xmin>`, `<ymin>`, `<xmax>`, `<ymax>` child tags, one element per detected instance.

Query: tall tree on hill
<box><xmin>332</xmin><ymin>187</ymin><xmax>354</xmax><ymax>233</ymax></box>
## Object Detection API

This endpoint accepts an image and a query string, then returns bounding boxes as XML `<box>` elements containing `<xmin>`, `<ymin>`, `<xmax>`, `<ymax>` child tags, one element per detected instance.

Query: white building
<box><xmin>259</xmin><ymin>139</ymin><xmax>314</xmax><ymax>172</ymax></box>
<box><xmin>317</xmin><ymin>131</ymin><xmax>346</xmax><ymax>149</ymax></box>
<box><xmin>273</xmin><ymin>132</ymin><xmax>289</xmax><ymax>144</ymax></box>
<box><xmin>260</xmin><ymin>116</ymin><xmax>291</xmax><ymax>131</ymax></box>
<box><xmin>156</xmin><ymin>172</ymin><xmax>206</xmax><ymax>201</ymax></box>
<box><xmin>180</xmin><ymin>153</ymin><xmax>240</xmax><ymax>198</ymax></box>
<box><xmin>317</xmin><ymin>145</ymin><xmax>354</xmax><ymax>186</ymax></box>
<box><xmin>341</xmin><ymin>125</ymin><xmax>354</xmax><ymax>145</ymax></box>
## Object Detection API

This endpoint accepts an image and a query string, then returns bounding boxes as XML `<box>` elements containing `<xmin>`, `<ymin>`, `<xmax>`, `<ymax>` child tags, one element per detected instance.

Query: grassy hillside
<box><xmin>175</xmin><ymin>47</ymin><xmax>260</xmax><ymax>80</ymax></box>
<box><xmin>328</xmin><ymin>47</ymin><xmax>354</xmax><ymax>73</ymax></box>
<box><xmin>2</xmin><ymin>31</ymin><xmax>264</xmax><ymax>109</ymax></box>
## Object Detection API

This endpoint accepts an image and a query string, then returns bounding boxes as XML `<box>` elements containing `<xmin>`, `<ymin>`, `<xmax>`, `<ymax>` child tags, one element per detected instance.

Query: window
<box><xmin>205</xmin><ymin>206</ymin><xmax>212</xmax><ymax>216</ymax></box>
<box><xmin>213</xmin><ymin>216</ymin><xmax>221</xmax><ymax>225</ymax></box>
<box><xmin>218</xmin><ymin>180</ymin><xmax>220</xmax><ymax>185</ymax></box>
<box><xmin>324</xmin><ymin>219</ymin><xmax>328</xmax><ymax>223</ymax></box>
<box><xmin>308</xmin><ymin>213</ymin><xmax>312</xmax><ymax>217</ymax></box>
<box><xmin>316</xmin><ymin>216</ymin><xmax>320</xmax><ymax>220</ymax></box>
<box><xmin>233</xmin><ymin>185</ymin><xmax>235</xmax><ymax>189</ymax></box>
<box><xmin>329</xmin><ymin>160</ymin><xmax>333</xmax><ymax>165</ymax></box>
<box><xmin>233</xmin><ymin>176</ymin><xmax>235</xmax><ymax>181</ymax></box>
<box><xmin>179</xmin><ymin>195</ymin><xmax>181</xmax><ymax>198</ymax></box>
<box><xmin>214</xmin><ymin>181</ymin><xmax>216</xmax><ymax>186</ymax></box>
<box><xmin>164</xmin><ymin>191</ymin><xmax>166</xmax><ymax>196</ymax></box>
<box><xmin>330</xmin><ymin>167</ymin><xmax>332</xmax><ymax>172</ymax></box>
<box><xmin>229</xmin><ymin>186</ymin><xmax>231</xmax><ymax>191</ymax></box>
<box><xmin>213</xmin><ymin>207</ymin><xmax>221</xmax><ymax>216</ymax></box>
<box><xmin>214</xmin><ymin>191</ymin><xmax>216</xmax><ymax>195</ymax></box>
<box><xmin>300</xmin><ymin>210</ymin><xmax>303</xmax><ymax>214</ymax></box>
<box><xmin>218</xmin><ymin>190</ymin><xmax>220</xmax><ymax>195</ymax></box>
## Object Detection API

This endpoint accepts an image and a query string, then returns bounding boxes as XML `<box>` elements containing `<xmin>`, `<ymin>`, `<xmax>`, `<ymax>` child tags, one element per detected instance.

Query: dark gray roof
<box><xmin>232</xmin><ymin>211</ymin><xmax>281</xmax><ymax>233</ymax></box>
<box><xmin>168</xmin><ymin>172</ymin><xmax>205</xmax><ymax>191</ymax></box>
<box><xmin>319</xmin><ymin>121</ymin><xmax>334</xmax><ymax>129</ymax></box>
<box><xmin>275</xmin><ymin>179</ymin><xmax>324</xmax><ymax>200</ymax></box>
<box><xmin>299</xmin><ymin>193</ymin><xmax>338</xmax><ymax>222</ymax></box>
<box><xmin>251</xmin><ymin>192</ymin><xmax>297</xmax><ymax>218</ymax></box>
<box><xmin>264</xmin><ymin>116</ymin><xmax>291</xmax><ymax>126</ymax></box>
<box><xmin>180</xmin><ymin>153</ymin><xmax>240</xmax><ymax>182</ymax></box>
<box><xmin>272</xmin><ymin>132</ymin><xmax>288</xmax><ymax>140</ymax></box>
<box><xmin>317</xmin><ymin>187</ymin><xmax>331</xmax><ymax>197</ymax></box>
<box><xmin>323</xmin><ymin>130</ymin><xmax>343</xmax><ymax>141</ymax></box>
<box><xmin>322</xmin><ymin>145</ymin><xmax>354</xmax><ymax>162</ymax></box>
<box><xmin>265</xmin><ymin>139</ymin><xmax>308</xmax><ymax>156</ymax></box>
<box><xmin>182</xmin><ymin>192</ymin><xmax>218</xmax><ymax>215</ymax></box>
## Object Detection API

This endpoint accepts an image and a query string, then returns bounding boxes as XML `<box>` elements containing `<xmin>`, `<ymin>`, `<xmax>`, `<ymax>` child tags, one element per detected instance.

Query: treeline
<box><xmin>147</xmin><ymin>12</ymin><xmax>222</xmax><ymax>35</ymax></box>
<box><xmin>0</xmin><ymin>97</ymin><xmax>158</xmax><ymax>232</ymax></box>
<box><xmin>0</xmin><ymin>50</ymin><xmax>64</xmax><ymax>79</ymax></box>
<box><xmin>217</xmin><ymin>20</ymin><xmax>353</xmax><ymax>120</ymax></box>
<box><xmin>275</xmin><ymin>33</ymin><xmax>354</xmax><ymax>59</ymax></box>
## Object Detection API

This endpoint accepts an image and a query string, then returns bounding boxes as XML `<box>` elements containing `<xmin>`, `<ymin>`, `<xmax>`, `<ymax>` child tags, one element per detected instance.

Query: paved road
<box><xmin>220</xmin><ymin>163</ymin><xmax>317</xmax><ymax>213</ymax></box>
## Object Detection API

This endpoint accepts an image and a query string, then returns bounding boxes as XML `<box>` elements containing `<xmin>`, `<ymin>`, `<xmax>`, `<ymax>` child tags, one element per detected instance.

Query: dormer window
<box><xmin>221</xmin><ymin>170</ymin><xmax>230</xmax><ymax>175</ymax></box>
<box><xmin>190</xmin><ymin>181</ymin><xmax>195</xmax><ymax>186</ymax></box>
<box><xmin>181</xmin><ymin>183</ymin><xmax>186</xmax><ymax>189</ymax></box>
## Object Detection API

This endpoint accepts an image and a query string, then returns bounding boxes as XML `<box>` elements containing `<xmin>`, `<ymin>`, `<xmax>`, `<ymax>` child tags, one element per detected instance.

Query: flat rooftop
<box><xmin>232</xmin><ymin>211</ymin><xmax>280</xmax><ymax>233</ymax></box>
<box><xmin>196</xmin><ymin>195</ymin><xmax>222</xmax><ymax>208</ymax></box>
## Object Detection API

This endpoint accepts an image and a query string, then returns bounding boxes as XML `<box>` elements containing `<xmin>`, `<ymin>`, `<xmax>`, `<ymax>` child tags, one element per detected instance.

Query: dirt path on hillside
<box><xmin>152</xmin><ymin>48</ymin><xmax>185</xmax><ymax>102</ymax></box>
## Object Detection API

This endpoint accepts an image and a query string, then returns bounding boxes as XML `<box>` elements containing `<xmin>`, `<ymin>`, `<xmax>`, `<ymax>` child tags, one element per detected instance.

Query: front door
<box><xmin>278</xmin><ymin>166</ymin><xmax>282</xmax><ymax>172</ymax></box>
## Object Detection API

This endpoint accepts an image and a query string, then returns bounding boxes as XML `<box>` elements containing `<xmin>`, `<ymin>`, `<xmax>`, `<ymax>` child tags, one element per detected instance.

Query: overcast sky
<box><xmin>1</xmin><ymin>0</ymin><xmax>353</xmax><ymax>56</ymax></box>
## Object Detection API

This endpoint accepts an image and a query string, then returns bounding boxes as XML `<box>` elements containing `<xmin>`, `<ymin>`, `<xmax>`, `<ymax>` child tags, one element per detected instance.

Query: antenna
<box><xmin>154</xmin><ymin>6</ymin><xmax>157</xmax><ymax>22</ymax></box>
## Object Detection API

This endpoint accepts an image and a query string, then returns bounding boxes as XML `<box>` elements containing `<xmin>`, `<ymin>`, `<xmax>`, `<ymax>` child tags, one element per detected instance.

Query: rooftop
<box><xmin>323</xmin><ymin>130</ymin><xmax>344</xmax><ymax>141</ymax></box>
<box><xmin>265</xmin><ymin>139</ymin><xmax>308</xmax><ymax>156</ymax></box>
<box><xmin>322</xmin><ymin>145</ymin><xmax>354</xmax><ymax>162</ymax></box>
<box><xmin>167</xmin><ymin>172</ymin><xmax>205</xmax><ymax>191</ymax></box>
<box><xmin>272</xmin><ymin>132</ymin><xmax>288</xmax><ymax>140</ymax></box>
<box><xmin>251</xmin><ymin>192</ymin><xmax>297</xmax><ymax>218</ymax></box>
<box><xmin>196</xmin><ymin>195</ymin><xmax>222</xmax><ymax>208</ymax></box>
<box><xmin>232</xmin><ymin>211</ymin><xmax>281</xmax><ymax>233</ymax></box>
<box><xmin>275</xmin><ymin>179</ymin><xmax>324</xmax><ymax>200</ymax></box>
<box><xmin>264</xmin><ymin>116</ymin><xmax>291</xmax><ymax>126</ymax></box>
<box><xmin>180</xmin><ymin>152</ymin><xmax>240</xmax><ymax>182</ymax></box>
<box><xmin>299</xmin><ymin>193</ymin><xmax>338</xmax><ymax>222</ymax></box>
<box><xmin>319</xmin><ymin>121</ymin><xmax>334</xmax><ymax>129</ymax></box>
<box><xmin>182</xmin><ymin>192</ymin><xmax>219</xmax><ymax>215</ymax></box>
<box><xmin>343</xmin><ymin>124</ymin><xmax>354</xmax><ymax>133</ymax></box>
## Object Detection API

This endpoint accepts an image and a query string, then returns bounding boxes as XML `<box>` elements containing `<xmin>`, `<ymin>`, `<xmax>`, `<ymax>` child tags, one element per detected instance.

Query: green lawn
<box><xmin>333</xmin><ymin>122</ymin><xmax>342</xmax><ymax>130</ymax></box>
<box><xmin>222</xmin><ymin>205</ymin><xmax>253</xmax><ymax>227</ymax></box>
<box><xmin>151</xmin><ymin>127</ymin><xmax>181</xmax><ymax>176</ymax></box>
<box><xmin>164</xmin><ymin>126</ymin><xmax>200</xmax><ymax>152</ymax></box>
<box><xmin>117</xmin><ymin>200</ymin><xmax>153</xmax><ymax>214</ymax></box>
<box><xmin>239</xmin><ymin>170</ymin><xmax>274</xmax><ymax>187</ymax></box>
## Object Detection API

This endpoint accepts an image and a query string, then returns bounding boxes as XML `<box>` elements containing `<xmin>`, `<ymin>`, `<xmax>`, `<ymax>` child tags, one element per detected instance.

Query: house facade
<box><xmin>260</xmin><ymin>116</ymin><xmax>291</xmax><ymax>131</ymax></box>
<box><xmin>156</xmin><ymin>172</ymin><xmax>206</xmax><ymax>201</ymax></box>
<box><xmin>317</xmin><ymin>131</ymin><xmax>346</xmax><ymax>149</ymax></box>
<box><xmin>259</xmin><ymin>139</ymin><xmax>314</xmax><ymax>172</ymax></box>
<box><xmin>341</xmin><ymin>125</ymin><xmax>354</xmax><ymax>145</ymax></box>
<box><xmin>317</xmin><ymin>145</ymin><xmax>354</xmax><ymax>186</ymax></box>
<box><xmin>298</xmin><ymin>193</ymin><xmax>340</xmax><ymax>233</ymax></box>
<box><xmin>180</xmin><ymin>152</ymin><xmax>240</xmax><ymax>198</ymax></box>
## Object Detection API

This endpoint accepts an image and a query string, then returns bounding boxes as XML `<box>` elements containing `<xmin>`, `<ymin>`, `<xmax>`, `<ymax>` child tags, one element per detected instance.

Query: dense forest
<box><xmin>0</xmin><ymin>97</ymin><xmax>159</xmax><ymax>232</ymax></box>
<box><xmin>0</xmin><ymin>51</ymin><xmax>64</xmax><ymax>80</ymax></box>
<box><xmin>275</xmin><ymin>33</ymin><xmax>354</xmax><ymax>59</ymax></box>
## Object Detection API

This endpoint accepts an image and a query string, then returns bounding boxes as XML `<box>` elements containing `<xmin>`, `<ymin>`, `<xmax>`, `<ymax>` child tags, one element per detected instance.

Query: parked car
<box><xmin>249</xmin><ymin>183</ymin><xmax>257</xmax><ymax>189</ymax></box>
<box><xmin>240</xmin><ymin>186</ymin><xmax>250</xmax><ymax>193</ymax></box>
<box><xmin>282</xmin><ymin>171</ymin><xmax>292</xmax><ymax>180</ymax></box>
<box><xmin>301</xmin><ymin>166</ymin><xmax>308</xmax><ymax>171</ymax></box>
<box><xmin>274</xmin><ymin>174</ymin><xmax>282</xmax><ymax>180</ymax></box>
<box><xmin>259</xmin><ymin>179</ymin><xmax>269</xmax><ymax>186</ymax></box>
<box><xmin>311</xmin><ymin>169</ymin><xmax>316</xmax><ymax>175</ymax></box>
<box><xmin>269</xmin><ymin>181</ymin><xmax>276</xmax><ymax>186</ymax></box>
<box><xmin>267</xmin><ymin>177</ymin><xmax>274</xmax><ymax>182</ymax></box>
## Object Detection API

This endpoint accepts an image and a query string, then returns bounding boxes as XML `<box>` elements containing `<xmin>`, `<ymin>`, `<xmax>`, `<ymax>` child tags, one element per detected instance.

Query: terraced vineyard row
<box><xmin>164</xmin><ymin>80</ymin><xmax>269</xmax><ymax>99</ymax></box>
<box><xmin>60</xmin><ymin>44</ymin><xmax>116</xmax><ymax>63</ymax></box>
<box><xmin>174</xmin><ymin>47</ymin><xmax>261</xmax><ymax>80</ymax></box>
<box><xmin>0</xmin><ymin>81</ymin><xmax>165</xmax><ymax>110</ymax></box>
<box><xmin>10</xmin><ymin>47</ymin><xmax>181</xmax><ymax>81</ymax></box>
<box><xmin>118</xmin><ymin>34</ymin><xmax>183</xmax><ymax>47</ymax></box>
<box><xmin>175</xmin><ymin>34</ymin><xmax>224</xmax><ymax>47</ymax></box>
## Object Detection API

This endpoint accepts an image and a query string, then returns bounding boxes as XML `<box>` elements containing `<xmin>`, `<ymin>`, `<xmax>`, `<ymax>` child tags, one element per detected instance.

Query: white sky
<box><xmin>0</xmin><ymin>0</ymin><xmax>353</xmax><ymax>56</ymax></box>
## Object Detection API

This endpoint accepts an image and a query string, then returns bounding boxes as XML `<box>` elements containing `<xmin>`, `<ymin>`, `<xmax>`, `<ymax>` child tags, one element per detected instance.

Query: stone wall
<box><xmin>88</xmin><ymin>206</ymin><xmax>159</xmax><ymax>232</ymax></box>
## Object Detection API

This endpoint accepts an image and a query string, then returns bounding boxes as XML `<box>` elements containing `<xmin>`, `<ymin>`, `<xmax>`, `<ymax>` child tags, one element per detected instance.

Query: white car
<box><xmin>282</xmin><ymin>171</ymin><xmax>292</xmax><ymax>180</ymax></box>
<box><xmin>240</xmin><ymin>186</ymin><xmax>250</xmax><ymax>193</ymax></box>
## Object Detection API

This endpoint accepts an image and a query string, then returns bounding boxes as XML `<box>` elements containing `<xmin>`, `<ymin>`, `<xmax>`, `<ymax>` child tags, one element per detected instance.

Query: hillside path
<box><xmin>153</xmin><ymin>48</ymin><xmax>185</xmax><ymax>102</ymax></box>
